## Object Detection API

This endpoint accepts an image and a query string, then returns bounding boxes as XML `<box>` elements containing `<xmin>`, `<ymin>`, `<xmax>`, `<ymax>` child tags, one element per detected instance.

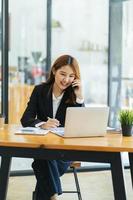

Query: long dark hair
<box><xmin>46</xmin><ymin>55</ymin><xmax>81</xmax><ymax>104</ymax></box>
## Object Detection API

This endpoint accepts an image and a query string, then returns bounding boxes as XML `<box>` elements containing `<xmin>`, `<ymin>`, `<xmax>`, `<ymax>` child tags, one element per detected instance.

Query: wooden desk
<box><xmin>0</xmin><ymin>125</ymin><xmax>133</xmax><ymax>200</ymax></box>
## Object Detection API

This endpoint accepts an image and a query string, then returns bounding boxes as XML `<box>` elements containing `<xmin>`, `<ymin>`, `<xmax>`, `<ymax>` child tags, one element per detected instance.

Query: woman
<box><xmin>21</xmin><ymin>55</ymin><xmax>84</xmax><ymax>200</ymax></box>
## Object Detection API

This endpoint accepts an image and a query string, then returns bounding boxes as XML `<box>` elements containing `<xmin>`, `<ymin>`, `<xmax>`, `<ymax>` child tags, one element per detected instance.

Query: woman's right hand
<box><xmin>40</xmin><ymin>117</ymin><xmax>60</xmax><ymax>129</ymax></box>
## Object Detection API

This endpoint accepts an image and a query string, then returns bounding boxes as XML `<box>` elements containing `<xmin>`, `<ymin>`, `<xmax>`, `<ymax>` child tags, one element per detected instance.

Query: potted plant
<box><xmin>119</xmin><ymin>109</ymin><xmax>133</xmax><ymax>136</ymax></box>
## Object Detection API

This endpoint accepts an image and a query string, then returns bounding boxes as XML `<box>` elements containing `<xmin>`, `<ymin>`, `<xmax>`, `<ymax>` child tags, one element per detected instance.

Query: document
<box><xmin>107</xmin><ymin>127</ymin><xmax>116</xmax><ymax>131</ymax></box>
<box><xmin>107</xmin><ymin>127</ymin><xmax>120</xmax><ymax>132</ymax></box>
<box><xmin>15</xmin><ymin>127</ymin><xmax>49</xmax><ymax>135</ymax></box>
<box><xmin>49</xmin><ymin>127</ymin><xmax>64</xmax><ymax>136</ymax></box>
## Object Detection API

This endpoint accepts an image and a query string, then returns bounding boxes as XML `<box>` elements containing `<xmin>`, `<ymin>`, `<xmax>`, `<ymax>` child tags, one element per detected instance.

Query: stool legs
<box><xmin>72</xmin><ymin>167</ymin><xmax>82</xmax><ymax>200</ymax></box>
<box><xmin>32</xmin><ymin>166</ymin><xmax>82</xmax><ymax>200</ymax></box>
<box><xmin>62</xmin><ymin>166</ymin><xmax>82</xmax><ymax>200</ymax></box>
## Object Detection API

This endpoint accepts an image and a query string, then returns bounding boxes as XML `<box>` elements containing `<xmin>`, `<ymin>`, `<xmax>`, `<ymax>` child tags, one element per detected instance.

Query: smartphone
<box><xmin>71</xmin><ymin>80</ymin><xmax>78</xmax><ymax>90</ymax></box>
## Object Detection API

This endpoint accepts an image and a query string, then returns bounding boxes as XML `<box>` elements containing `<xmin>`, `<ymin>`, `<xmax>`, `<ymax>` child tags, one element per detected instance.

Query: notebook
<box><xmin>15</xmin><ymin>127</ymin><xmax>49</xmax><ymax>135</ymax></box>
<box><xmin>50</xmin><ymin>107</ymin><xmax>109</xmax><ymax>138</ymax></box>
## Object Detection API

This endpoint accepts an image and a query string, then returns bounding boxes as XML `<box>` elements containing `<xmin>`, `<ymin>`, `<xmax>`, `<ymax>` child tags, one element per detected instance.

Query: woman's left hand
<box><xmin>72</xmin><ymin>79</ymin><xmax>83</xmax><ymax>99</ymax></box>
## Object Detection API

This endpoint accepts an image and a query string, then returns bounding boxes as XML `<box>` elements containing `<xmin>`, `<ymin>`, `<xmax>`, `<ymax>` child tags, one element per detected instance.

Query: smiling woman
<box><xmin>20</xmin><ymin>54</ymin><xmax>84</xmax><ymax>200</ymax></box>
<box><xmin>53</xmin><ymin>65</ymin><xmax>76</xmax><ymax>94</ymax></box>
<box><xmin>52</xmin><ymin>65</ymin><xmax>83</xmax><ymax>104</ymax></box>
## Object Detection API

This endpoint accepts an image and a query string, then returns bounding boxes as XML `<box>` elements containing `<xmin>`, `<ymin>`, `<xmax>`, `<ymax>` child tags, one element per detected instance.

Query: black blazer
<box><xmin>21</xmin><ymin>83</ymin><xmax>84</xmax><ymax>127</ymax></box>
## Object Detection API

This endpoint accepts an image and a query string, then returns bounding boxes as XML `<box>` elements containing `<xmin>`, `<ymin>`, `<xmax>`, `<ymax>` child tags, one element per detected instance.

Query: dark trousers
<box><xmin>32</xmin><ymin>159</ymin><xmax>71</xmax><ymax>200</ymax></box>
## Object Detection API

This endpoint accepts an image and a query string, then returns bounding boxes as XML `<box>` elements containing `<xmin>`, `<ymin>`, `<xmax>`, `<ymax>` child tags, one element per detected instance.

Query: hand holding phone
<box><xmin>72</xmin><ymin>79</ymin><xmax>83</xmax><ymax>100</ymax></box>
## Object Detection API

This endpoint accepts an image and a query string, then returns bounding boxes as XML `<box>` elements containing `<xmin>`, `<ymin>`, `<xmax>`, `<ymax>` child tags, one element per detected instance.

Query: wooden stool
<box><xmin>32</xmin><ymin>162</ymin><xmax>82</xmax><ymax>200</ymax></box>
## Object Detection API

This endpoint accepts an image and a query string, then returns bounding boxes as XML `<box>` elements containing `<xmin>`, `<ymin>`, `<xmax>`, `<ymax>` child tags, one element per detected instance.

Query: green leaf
<box><xmin>118</xmin><ymin>110</ymin><xmax>133</xmax><ymax>125</ymax></box>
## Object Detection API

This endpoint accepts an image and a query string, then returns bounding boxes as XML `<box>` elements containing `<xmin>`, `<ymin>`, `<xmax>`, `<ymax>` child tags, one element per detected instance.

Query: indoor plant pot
<box><xmin>119</xmin><ymin>109</ymin><xmax>133</xmax><ymax>136</ymax></box>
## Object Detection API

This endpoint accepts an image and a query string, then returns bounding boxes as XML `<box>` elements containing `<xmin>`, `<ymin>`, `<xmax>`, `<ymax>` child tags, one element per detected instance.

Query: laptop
<box><xmin>51</xmin><ymin>107</ymin><xmax>109</xmax><ymax>138</ymax></box>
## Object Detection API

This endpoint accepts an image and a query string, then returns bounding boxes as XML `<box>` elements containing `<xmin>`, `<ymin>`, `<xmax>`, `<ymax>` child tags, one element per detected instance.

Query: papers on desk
<box><xmin>49</xmin><ymin>127</ymin><xmax>64</xmax><ymax>136</ymax></box>
<box><xmin>107</xmin><ymin>127</ymin><xmax>116</xmax><ymax>131</ymax></box>
<box><xmin>107</xmin><ymin>126</ymin><xmax>121</xmax><ymax>133</ymax></box>
<box><xmin>50</xmin><ymin>127</ymin><xmax>119</xmax><ymax>136</ymax></box>
<box><xmin>15</xmin><ymin>126</ymin><xmax>119</xmax><ymax>136</ymax></box>
<box><xmin>15</xmin><ymin>127</ymin><xmax>49</xmax><ymax>135</ymax></box>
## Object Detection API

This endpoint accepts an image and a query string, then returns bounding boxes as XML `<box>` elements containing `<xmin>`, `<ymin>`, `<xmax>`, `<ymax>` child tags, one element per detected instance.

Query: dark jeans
<box><xmin>32</xmin><ymin>159</ymin><xmax>71</xmax><ymax>200</ymax></box>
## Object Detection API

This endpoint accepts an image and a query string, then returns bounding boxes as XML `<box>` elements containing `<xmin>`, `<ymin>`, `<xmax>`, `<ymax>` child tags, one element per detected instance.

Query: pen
<box><xmin>47</xmin><ymin>117</ymin><xmax>60</xmax><ymax>126</ymax></box>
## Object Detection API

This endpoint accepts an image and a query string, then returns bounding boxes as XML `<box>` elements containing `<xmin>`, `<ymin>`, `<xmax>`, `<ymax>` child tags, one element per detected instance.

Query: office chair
<box><xmin>32</xmin><ymin>162</ymin><xmax>82</xmax><ymax>200</ymax></box>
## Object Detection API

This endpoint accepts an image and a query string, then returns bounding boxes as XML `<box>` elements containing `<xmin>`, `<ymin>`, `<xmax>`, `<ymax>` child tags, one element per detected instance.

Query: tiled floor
<box><xmin>7</xmin><ymin>170</ymin><xmax>133</xmax><ymax>200</ymax></box>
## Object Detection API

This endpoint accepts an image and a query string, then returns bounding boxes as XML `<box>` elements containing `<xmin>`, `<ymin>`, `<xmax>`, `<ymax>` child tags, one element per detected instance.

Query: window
<box><xmin>109</xmin><ymin>0</ymin><xmax>133</xmax><ymax>127</ymax></box>
<box><xmin>52</xmin><ymin>0</ymin><xmax>109</xmax><ymax>106</ymax></box>
<box><xmin>9</xmin><ymin>0</ymin><xmax>47</xmax><ymax>123</ymax></box>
